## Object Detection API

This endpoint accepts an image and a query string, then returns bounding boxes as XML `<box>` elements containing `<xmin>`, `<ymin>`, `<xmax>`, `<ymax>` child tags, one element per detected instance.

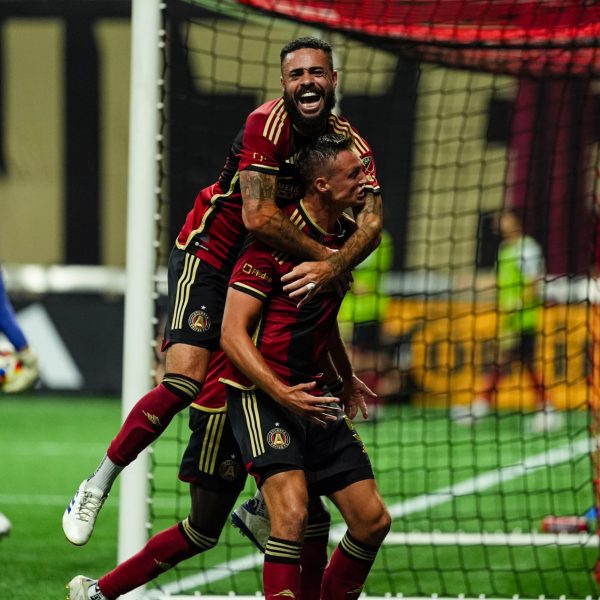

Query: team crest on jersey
<box><xmin>361</xmin><ymin>155</ymin><xmax>374</xmax><ymax>173</ymax></box>
<box><xmin>188</xmin><ymin>310</ymin><xmax>211</xmax><ymax>333</ymax></box>
<box><xmin>267</xmin><ymin>427</ymin><xmax>290</xmax><ymax>450</ymax></box>
<box><xmin>218</xmin><ymin>459</ymin><xmax>241</xmax><ymax>482</ymax></box>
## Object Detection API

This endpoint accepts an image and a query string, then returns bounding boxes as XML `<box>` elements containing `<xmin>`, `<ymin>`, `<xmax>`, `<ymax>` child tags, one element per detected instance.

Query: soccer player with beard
<box><xmin>62</xmin><ymin>36</ymin><xmax>383</xmax><ymax>560</ymax></box>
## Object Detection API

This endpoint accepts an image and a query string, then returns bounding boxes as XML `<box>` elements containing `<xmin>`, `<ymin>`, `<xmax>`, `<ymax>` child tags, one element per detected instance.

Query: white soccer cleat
<box><xmin>63</xmin><ymin>480</ymin><xmax>107</xmax><ymax>546</ymax></box>
<box><xmin>529</xmin><ymin>405</ymin><xmax>564</xmax><ymax>433</ymax></box>
<box><xmin>66</xmin><ymin>575</ymin><xmax>106</xmax><ymax>600</ymax></box>
<box><xmin>3</xmin><ymin>347</ymin><xmax>39</xmax><ymax>393</ymax></box>
<box><xmin>3</xmin><ymin>364</ymin><xmax>39</xmax><ymax>393</ymax></box>
<box><xmin>231</xmin><ymin>489</ymin><xmax>271</xmax><ymax>553</ymax></box>
<box><xmin>0</xmin><ymin>512</ymin><xmax>12</xmax><ymax>538</ymax></box>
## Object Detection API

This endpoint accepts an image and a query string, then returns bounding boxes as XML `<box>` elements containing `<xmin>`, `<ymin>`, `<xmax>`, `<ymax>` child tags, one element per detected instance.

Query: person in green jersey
<box><xmin>338</xmin><ymin>229</ymin><xmax>402</xmax><ymax>408</ymax></box>
<box><xmin>455</xmin><ymin>207</ymin><xmax>562</xmax><ymax>432</ymax></box>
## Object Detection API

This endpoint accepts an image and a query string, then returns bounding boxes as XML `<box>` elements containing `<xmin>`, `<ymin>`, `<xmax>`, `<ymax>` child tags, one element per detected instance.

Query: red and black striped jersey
<box><xmin>175</xmin><ymin>97</ymin><xmax>380</xmax><ymax>273</ymax></box>
<box><xmin>222</xmin><ymin>201</ymin><xmax>357</xmax><ymax>391</ymax></box>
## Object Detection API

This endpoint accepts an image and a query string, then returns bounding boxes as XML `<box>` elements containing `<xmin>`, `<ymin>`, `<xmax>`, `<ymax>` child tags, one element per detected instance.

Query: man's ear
<box><xmin>314</xmin><ymin>176</ymin><xmax>328</xmax><ymax>193</ymax></box>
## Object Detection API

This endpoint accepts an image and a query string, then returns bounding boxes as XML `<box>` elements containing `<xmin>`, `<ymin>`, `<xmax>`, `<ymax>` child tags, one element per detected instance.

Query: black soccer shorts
<box><xmin>163</xmin><ymin>246</ymin><xmax>229</xmax><ymax>352</ymax></box>
<box><xmin>226</xmin><ymin>385</ymin><xmax>374</xmax><ymax>496</ymax></box>
<box><xmin>179</xmin><ymin>406</ymin><xmax>247</xmax><ymax>493</ymax></box>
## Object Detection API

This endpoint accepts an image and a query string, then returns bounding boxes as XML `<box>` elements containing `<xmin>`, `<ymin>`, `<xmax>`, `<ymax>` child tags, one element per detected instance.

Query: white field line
<box><xmin>152</xmin><ymin>437</ymin><xmax>593</xmax><ymax>597</ymax></box>
<box><xmin>383</xmin><ymin>531</ymin><xmax>599</xmax><ymax>547</ymax></box>
<box><xmin>144</xmin><ymin>597</ymin><xmax>595</xmax><ymax>600</ymax></box>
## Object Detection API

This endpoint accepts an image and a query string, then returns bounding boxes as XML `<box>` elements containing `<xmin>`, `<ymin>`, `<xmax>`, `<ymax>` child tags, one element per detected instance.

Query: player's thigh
<box><xmin>179</xmin><ymin>407</ymin><xmax>247</xmax><ymax>535</ymax></box>
<box><xmin>262</xmin><ymin>469</ymin><xmax>309</xmax><ymax>540</ymax></box>
<box><xmin>225</xmin><ymin>385</ymin><xmax>307</xmax><ymax>483</ymax></box>
<box><xmin>189</xmin><ymin>484</ymin><xmax>241</xmax><ymax>537</ymax></box>
<box><xmin>165</xmin><ymin>343</ymin><xmax>212</xmax><ymax>381</ymax></box>
<box><xmin>164</xmin><ymin>247</ymin><xmax>227</xmax><ymax>355</ymax></box>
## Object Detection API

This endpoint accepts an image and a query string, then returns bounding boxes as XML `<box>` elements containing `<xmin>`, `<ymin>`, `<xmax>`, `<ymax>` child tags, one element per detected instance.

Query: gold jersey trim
<box><xmin>242</xmin><ymin>389</ymin><xmax>265</xmax><ymax>457</ymax></box>
<box><xmin>199</xmin><ymin>412</ymin><xmax>227</xmax><ymax>475</ymax></box>
<box><xmin>219</xmin><ymin>378</ymin><xmax>256</xmax><ymax>391</ymax></box>
<box><xmin>190</xmin><ymin>403</ymin><xmax>228</xmax><ymax>414</ymax></box>
<box><xmin>231</xmin><ymin>281</ymin><xmax>267</xmax><ymax>299</ymax></box>
<box><xmin>263</xmin><ymin>98</ymin><xmax>285</xmax><ymax>141</ymax></box>
<box><xmin>176</xmin><ymin>171</ymin><xmax>240</xmax><ymax>251</ymax></box>
<box><xmin>171</xmin><ymin>253</ymin><xmax>201</xmax><ymax>330</ymax></box>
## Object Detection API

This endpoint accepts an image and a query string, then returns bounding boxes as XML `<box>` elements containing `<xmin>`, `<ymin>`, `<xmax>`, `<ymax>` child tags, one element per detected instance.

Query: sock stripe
<box><xmin>339</xmin><ymin>532</ymin><xmax>378</xmax><ymax>562</ymax></box>
<box><xmin>305</xmin><ymin>521</ymin><xmax>330</xmax><ymax>539</ymax></box>
<box><xmin>162</xmin><ymin>374</ymin><xmax>202</xmax><ymax>401</ymax></box>
<box><xmin>265</xmin><ymin>537</ymin><xmax>302</xmax><ymax>563</ymax></box>
<box><xmin>180</xmin><ymin>518</ymin><xmax>218</xmax><ymax>551</ymax></box>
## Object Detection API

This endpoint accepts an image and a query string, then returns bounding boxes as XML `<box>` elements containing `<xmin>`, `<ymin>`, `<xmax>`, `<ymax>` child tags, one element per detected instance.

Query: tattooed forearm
<box><xmin>328</xmin><ymin>191</ymin><xmax>383</xmax><ymax>274</ymax></box>
<box><xmin>240</xmin><ymin>170</ymin><xmax>328</xmax><ymax>260</ymax></box>
<box><xmin>240</xmin><ymin>170</ymin><xmax>277</xmax><ymax>201</ymax></box>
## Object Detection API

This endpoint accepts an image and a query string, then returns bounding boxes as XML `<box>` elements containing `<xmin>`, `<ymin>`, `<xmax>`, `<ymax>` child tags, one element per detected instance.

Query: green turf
<box><xmin>0</xmin><ymin>396</ymin><xmax>121</xmax><ymax>599</ymax></box>
<box><xmin>2</xmin><ymin>397</ymin><xmax>598</xmax><ymax>598</ymax></box>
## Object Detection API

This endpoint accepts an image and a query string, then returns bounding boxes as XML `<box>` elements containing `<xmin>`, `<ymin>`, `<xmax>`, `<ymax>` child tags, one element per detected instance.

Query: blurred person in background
<box><xmin>0</xmin><ymin>264</ymin><xmax>39</xmax><ymax>394</ymax></box>
<box><xmin>338</xmin><ymin>229</ymin><xmax>402</xmax><ymax>414</ymax></box>
<box><xmin>453</xmin><ymin>207</ymin><xmax>562</xmax><ymax>432</ymax></box>
<box><xmin>0</xmin><ymin>262</ymin><xmax>40</xmax><ymax>539</ymax></box>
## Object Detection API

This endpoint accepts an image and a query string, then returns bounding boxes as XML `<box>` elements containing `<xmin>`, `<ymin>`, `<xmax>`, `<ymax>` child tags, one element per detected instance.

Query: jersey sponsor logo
<box><xmin>267</xmin><ymin>427</ymin><xmax>290</xmax><ymax>450</ymax></box>
<box><xmin>188</xmin><ymin>310</ymin><xmax>211</xmax><ymax>333</ymax></box>
<box><xmin>273</xmin><ymin>589</ymin><xmax>296</xmax><ymax>598</ymax></box>
<box><xmin>218</xmin><ymin>458</ymin><xmax>241</xmax><ymax>482</ymax></box>
<box><xmin>242</xmin><ymin>262</ymin><xmax>273</xmax><ymax>283</ymax></box>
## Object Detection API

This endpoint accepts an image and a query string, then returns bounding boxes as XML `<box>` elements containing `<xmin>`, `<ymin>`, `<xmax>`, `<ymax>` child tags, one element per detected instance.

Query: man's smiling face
<box><xmin>281</xmin><ymin>47</ymin><xmax>337</xmax><ymax>135</ymax></box>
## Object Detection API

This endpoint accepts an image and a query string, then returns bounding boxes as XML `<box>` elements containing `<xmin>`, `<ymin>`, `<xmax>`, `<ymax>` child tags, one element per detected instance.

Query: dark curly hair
<box><xmin>280</xmin><ymin>37</ymin><xmax>334</xmax><ymax>71</ymax></box>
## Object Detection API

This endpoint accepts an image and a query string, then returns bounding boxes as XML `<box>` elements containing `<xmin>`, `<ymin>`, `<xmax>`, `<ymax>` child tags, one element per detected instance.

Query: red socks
<box><xmin>107</xmin><ymin>375</ymin><xmax>201</xmax><ymax>466</ymax></box>
<box><xmin>263</xmin><ymin>537</ymin><xmax>302</xmax><ymax>600</ymax></box>
<box><xmin>98</xmin><ymin>520</ymin><xmax>216</xmax><ymax>599</ymax></box>
<box><xmin>300</xmin><ymin>512</ymin><xmax>330</xmax><ymax>599</ymax></box>
<box><xmin>321</xmin><ymin>532</ymin><xmax>380</xmax><ymax>600</ymax></box>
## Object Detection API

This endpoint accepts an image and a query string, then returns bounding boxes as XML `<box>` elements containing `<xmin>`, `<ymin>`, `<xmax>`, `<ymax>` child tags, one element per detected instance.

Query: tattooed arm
<box><xmin>241</xmin><ymin>169</ymin><xmax>383</xmax><ymax>303</ymax></box>
<box><xmin>281</xmin><ymin>190</ymin><xmax>383</xmax><ymax>299</ymax></box>
<box><xmin>241</xmin><ymin>170</ymin><xmax>331</xmax><ymax>262</ymax></box>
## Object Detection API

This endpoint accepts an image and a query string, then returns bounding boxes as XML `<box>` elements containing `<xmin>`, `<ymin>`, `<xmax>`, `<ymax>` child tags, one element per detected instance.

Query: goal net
<box><xmin>139</xmin><ymin>0</ymin><xmax>600</xmax><ymax>597</ymax></box>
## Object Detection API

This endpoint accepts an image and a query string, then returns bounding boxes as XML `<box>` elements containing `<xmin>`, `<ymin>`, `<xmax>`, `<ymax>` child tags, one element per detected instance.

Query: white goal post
<box><xmin>119</xmin><ymin>0</ymin><xmax>164</xmax><ymax>598</ymax></box>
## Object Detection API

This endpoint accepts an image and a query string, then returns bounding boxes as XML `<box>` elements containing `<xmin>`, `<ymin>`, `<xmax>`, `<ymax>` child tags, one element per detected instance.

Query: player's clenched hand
<box><xmin>274</xmin><ymin>381</ymin><xmax>340</xmax><ymax>427</ymax></box>
<box><xmin>343</xmin><ymin>374</ymin><xmax>376</xmax><ymax>420</ymax></box>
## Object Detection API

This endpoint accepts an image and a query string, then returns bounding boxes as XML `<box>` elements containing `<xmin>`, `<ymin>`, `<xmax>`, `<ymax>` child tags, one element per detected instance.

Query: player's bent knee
<box><xmin>352</xmin><ymin>503</ymin><xmax>391</xmax><ymax>546</ymax></box>
<box><xmin>372</xmin><ymin>506</ymin><xmax>392</xmax><ymax>543</ymax></box>
<box><xmin>270</xmin><ymin>504</ymin><xmax>308</xmax><ymax>541</ymax></box>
